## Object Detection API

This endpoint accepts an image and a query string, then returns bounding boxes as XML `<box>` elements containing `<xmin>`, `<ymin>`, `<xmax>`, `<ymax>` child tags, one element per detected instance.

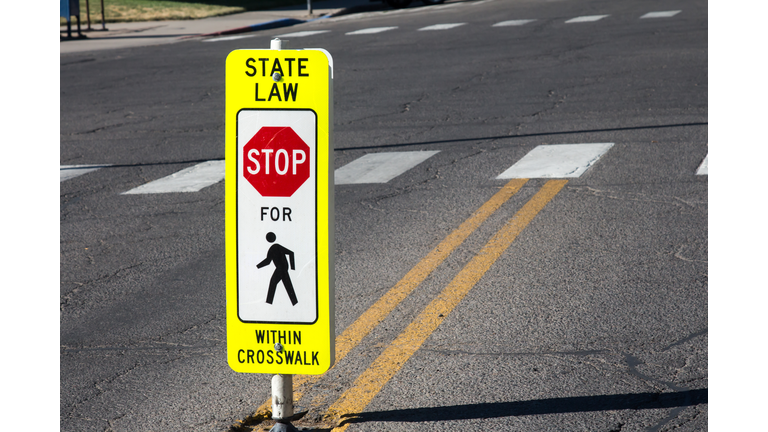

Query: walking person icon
<box><xmin>257</xmin><ymin>232</ymin><xmax>299</xmax><ymax>306</ymax></box>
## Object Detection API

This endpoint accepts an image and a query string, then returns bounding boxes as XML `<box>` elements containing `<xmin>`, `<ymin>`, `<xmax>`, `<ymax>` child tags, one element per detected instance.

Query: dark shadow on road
<box><xmin>60</xmin><ymin>158</ymin><xmax>223</xmax><ymax>170</ymax></box>
<box><xmin>335</xmin><ymin>122</ymin><xmax>708</xmax><ymax>152</ymax></box>
<box><xmin>338</xmin><ymin>388</ymin><xmax>707</xmax><ymax>426</ymax></box>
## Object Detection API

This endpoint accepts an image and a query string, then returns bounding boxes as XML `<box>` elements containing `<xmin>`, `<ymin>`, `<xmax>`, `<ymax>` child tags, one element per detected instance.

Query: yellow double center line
<box><xmin>251</xmin><ymin>178</ymin><xmax>528</xmax><ymax>416</ymax></box>
<box><xmin>249</xmin><ymin>178</ymin><xmax>567</xmax><ymax>429</ymax></box>
<box><xmin>327</xmin><ymin>179</ymin><xmax>568</xmax><ymax>430</ymax></box>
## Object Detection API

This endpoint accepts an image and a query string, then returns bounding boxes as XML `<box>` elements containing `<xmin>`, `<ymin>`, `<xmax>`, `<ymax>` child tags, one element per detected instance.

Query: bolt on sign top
<box><xmin>225</xmin><ymin>42</ymin><xmax>335</xmax><ymax>375</ymax></box>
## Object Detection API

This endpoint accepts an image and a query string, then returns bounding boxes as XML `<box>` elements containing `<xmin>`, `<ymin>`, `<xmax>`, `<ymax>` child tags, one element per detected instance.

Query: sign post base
<box><xmin>270</xmin><ymin>422</ymin><xmax>299</xmax><ymax>432</ymax></box>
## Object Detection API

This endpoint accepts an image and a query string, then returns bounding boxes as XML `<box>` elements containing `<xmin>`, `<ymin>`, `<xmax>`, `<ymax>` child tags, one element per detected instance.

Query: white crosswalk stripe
<box><xmin>72</xmin><ymin>142</ymin><xmax>705</xmax><ymax>194</ymax></box>
<box><xmin>60</xmin><ymin>164</ymin><xmax>110</xmax><ymax>182</ymax></box>
<box><xmin>122</xmin><ymin>160</ymin><xmax>225</xmax><ymax>194</ymax></box>
<box><xmin>565</xmin><ymin>15</ymin><xmax>610</xmax><ymax>23</ymax></box>
<box><xmin>275</xmin><ymin>30</ymin><xmax>331</xmax><ymax>38</ymax></box>
<box><xmin>203</xmin><ymin>34</ymin><xmax>256</xmax><ymax>42</ymax></box>
<box><xmin>640</xmin><ymin>10</ymin><xmax>682</xmax><ymax>19</ymax></box>
<box><xmin>346</xmin><ymin>27</ymin><xmax>398</xmax><ymax>35</ymax></box>
<box><xmin>696</xmin><ymin>155</ymin><xmax>708</xmax><ymax>175</ymax></box>
<box><xmin>496</xmin><ymin>143</ymin><xmax>614</xmax><ymax>179</ymax></box>
<box><xmin>418</xmin><ymin>23</ymin><xmax>466</xmax><ymax>31</ymax></box>
<box><xmin>493</xmin><ymin>19</ymin><xmax>536</xmax><ymax>27</ymax></box>
<box><xmin>335</xmin><ymin>151</ymin><xmax>440</xmax><ymax>185</ymax></box>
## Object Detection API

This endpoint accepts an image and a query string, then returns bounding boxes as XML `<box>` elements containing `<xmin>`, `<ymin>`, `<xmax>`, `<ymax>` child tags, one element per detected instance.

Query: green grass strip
<box><xmin>61</xmin><ymin>0</ymin><xmax>310</xmax><ymax>25</ymax></box>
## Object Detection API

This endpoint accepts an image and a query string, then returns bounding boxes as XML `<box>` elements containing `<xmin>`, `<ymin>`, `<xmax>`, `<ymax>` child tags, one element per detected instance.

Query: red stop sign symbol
<box><xmin>243</xmin><ymin>126</ymin><xmax>310</xmax><ymax>197</ymax></box>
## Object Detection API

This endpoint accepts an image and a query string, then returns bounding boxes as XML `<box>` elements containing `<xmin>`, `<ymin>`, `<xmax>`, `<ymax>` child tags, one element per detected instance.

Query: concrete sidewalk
<box><xmin>60</xmin><ymin>0</ymin><xmax>387</xmax><ymax>54</ymax></box>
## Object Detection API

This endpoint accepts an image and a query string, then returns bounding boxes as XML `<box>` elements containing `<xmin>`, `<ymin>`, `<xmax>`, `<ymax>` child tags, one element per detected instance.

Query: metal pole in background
<box><xmin>307</xmin><ymin>0</ymin><xmax>312</xmax><ymax>16</ymax></box>
<box><xmin>85</xmin><ymin>0</ymin><xmax>91</xmax><ymax>30</ymax></box>
<box><xmin>100</xmin><ymin>0</ymin><xmax>107</xmax><ymax>30</ymax></box>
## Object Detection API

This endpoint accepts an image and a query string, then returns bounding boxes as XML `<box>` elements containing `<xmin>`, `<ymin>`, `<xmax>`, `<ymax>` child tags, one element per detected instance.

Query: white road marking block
<box><xmin>496</xmin><ymin>143</ymin><xmax>614</xmax><ymax>179</ymax></box>
<box><xmin>60</xmin><ymin>164</ymin><xmax>110</xmax><ymax>182</ymax></box>
<box><xmin>346</xmin><ymin>27</ymin><xmax>398</xmax><ymax>35</ymax></box>
<box><xmin>418</xmin><ymin>23</ymin><xmax>466</xmax><ymax>31</ymax></box>
<box><xmin>696</xmin><ymin>155</ymin><xmax>708</xmax><ymax>175</ymax></box>
<box><xmin>335</xmin><ymin>151</ymin><xmax>439</xmax><ymax>184</ymax></box>
<box><xmin>122</xmin><ymin>160</ymin><xmax>225</xmax><ymax>194</ymax></box>
<box><xmin>493</xmin><ymin>19</ymin><xmax>536</xmax><ymax>27</ymax></box>
<box><xmin>640</xmin><ymin>10</ymin><xmax>682</xmax><ymax>19</ymax></box>
<box><xmin>275</xmin><ymin>30</ymin><xmax>331</xmax><ymax>38</ymax></box>
<box><xmin>565</xmin><ymin>15</ymin><xmax>609</xmax><ymax>23</ymax></box>
<box><xmin>203</xmin><ymin>34</ymin><xmax>256</xmax><ymax>42</ymax></box>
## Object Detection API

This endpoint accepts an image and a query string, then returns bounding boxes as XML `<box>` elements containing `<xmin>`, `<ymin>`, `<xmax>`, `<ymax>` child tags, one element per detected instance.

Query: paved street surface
<box><xmin>60</xmin><ymin>0</ymin><xmax>708</xmax><ymax>430</ymax></box>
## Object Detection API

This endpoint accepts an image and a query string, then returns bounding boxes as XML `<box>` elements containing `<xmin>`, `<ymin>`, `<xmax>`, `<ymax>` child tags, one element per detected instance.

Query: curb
<box><xmin>189</xmin><ymin>17</ymin><xmax>306</xmax><ymax>39</ymax></box>
<box><xmin>327</xmin><ymin>3</ymin><xmax>389</xmax><ymax>17</ymax></box>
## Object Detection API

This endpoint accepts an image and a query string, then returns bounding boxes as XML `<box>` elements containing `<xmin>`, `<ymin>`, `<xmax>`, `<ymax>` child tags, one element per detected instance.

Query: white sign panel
<box><xmin>236</xmin><ymin>109</ymin><xmax>318</xmax><ymax>324</ymax></box>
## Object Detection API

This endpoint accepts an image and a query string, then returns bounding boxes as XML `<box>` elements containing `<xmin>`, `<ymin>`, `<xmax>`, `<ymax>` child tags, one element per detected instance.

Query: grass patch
<box><xmin>60</xmin><ymin>0</ymin><xmax>309</xmax><ymax>25</ymax></box>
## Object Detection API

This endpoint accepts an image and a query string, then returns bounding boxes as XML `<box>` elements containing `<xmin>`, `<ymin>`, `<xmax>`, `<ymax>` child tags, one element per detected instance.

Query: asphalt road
<box><xmin>60</xmin><ymin>0</ymin><xmax>708</xmax><ymax>430</ymax></box>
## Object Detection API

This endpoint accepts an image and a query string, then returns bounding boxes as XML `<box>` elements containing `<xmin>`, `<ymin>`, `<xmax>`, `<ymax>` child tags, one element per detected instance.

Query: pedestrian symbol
<box><xmin>258</xmin><ymin>232</ymin><xmax>298</xmax><ymax>306</ymax></box>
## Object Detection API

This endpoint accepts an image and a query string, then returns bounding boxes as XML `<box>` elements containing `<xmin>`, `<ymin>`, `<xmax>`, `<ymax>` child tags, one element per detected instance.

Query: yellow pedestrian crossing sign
<box><xmin>225</xmin><ymin>42</ymin><xmax>335</xmax><ymax>375</ymax></box>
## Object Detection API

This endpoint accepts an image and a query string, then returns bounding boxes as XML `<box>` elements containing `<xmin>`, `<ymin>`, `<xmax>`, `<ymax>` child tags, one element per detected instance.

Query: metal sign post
<box><xmin>225</xmin><ymin>39</ymin><xmax>334</xmax><ymax>431</ymax></box>
<box><xmin>271</xmin><ymin>374</ymin><xmax>297</xmax><ymax>431</ymax></box>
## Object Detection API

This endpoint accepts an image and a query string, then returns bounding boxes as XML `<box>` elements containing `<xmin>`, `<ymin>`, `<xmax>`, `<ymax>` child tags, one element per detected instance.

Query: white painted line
<box><xmin>60</xmin><ymin>164</ymin><xmax>110</xmax><ymax>182</ymax></box>
<box><xmin>275</xmin><ymin>30</ymin><xmax>331</xmax><ymax>38</ymax></box>
<box><xmin>565</xmin><ymin>15</ymin><xmax>609</xmax><ymax>23</ymax></box>
<box><xmin>493</xmin><ymin>19</ymin><xmax>536</xmax><ymax>27</ymax></box>
<box><xmin>418</xmin><ymin>23</ymin><xmax>467</xmax><ymax>31</ymax></box>
<box><xmin>122</xmin><ymin>160</ymin><xmax>225</xmax><ymax>194</ymax></box>
<box><xmin>346</xmin><ymin>26</ymin><xmax>398</xmax><ymax>35</ymax></box>
<box><xmin>640</xmin><ymin>10</ymin><xmax>682</xmax><ymax>19</ymax></box>
<box><xmin>203</xmin><ymin>34</ymin><xmax>256</xmax><ymax>42</ymax></box>
<box><xmin>696</xmin><ymin>155</ymin><xmax>708</xmax><ymax>175</ymax></box>
<box><xmin>496</xmin><ymin>143</ymin><xmax>614</xmax><ymax>179</ymax></box>
<box><xmin>335</xmin><ymin>151</ymin><xmax>440</xmax><ymax>184</ymax></box>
